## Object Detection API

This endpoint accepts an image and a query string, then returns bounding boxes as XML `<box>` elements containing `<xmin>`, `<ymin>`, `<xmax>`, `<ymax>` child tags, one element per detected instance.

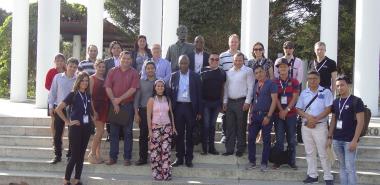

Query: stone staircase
<box><xmin>0</xmin><ymin>116</ymin><xmax>379</xmax><ymax>185</ymax></box>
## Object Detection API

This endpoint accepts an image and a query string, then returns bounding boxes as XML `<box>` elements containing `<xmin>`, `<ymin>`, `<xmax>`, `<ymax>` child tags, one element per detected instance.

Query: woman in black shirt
<box><xmin>56</xmin><ymin>72</ymin><xmax>93</xmax><ymax>185</ymax></box>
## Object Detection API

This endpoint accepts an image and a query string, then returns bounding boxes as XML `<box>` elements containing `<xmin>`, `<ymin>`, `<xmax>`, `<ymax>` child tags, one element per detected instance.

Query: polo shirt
<box><xmin>140</xmin><ymin>57</ymin><xmax>172</xmax><ymax>83</ymax></box>
<box><xmin>308</xmin><ymin>56</ymin><xmax>337</xmax><ymax>89</ymax></box>
<box><xmin>104</xmin><ymin>66</ymin><xmax>140</xmax><ymax>104</ymax></box>
<box><xmin>200</xmin><ymin>67</ymin><xmax>226</xmax><ymax>101</ymax></box>
<box><xmin>331</xmin><ymin>95</ymin><xmax>364</xmax><ymax>142</ymax></box>
<box><xmin>78</xmin><ymin>59</ymin><xmax>95</xmax><ymax>75</ymax></box>
<box><xmin>274</xmin><ymin>77</ymin><xmax>299</xmax><ymax>117</ymax></box>
<box><xmin>219</xmin><ymin>50</ymin><xmax>248</xmax><ymax>71</ymax></box>
<box><xmin>296</xmin><ymin>86</ymin><xmax>333</xmax><ymax>123</ymax></box>
<box><xmin>63</xmin><ymin>91</ymin><xmax>93</xmax><ymax>125</ymax></box>
<box><xmin>251</xmin><ymin>79</ymin><xmax>278</xmax><ymax>112</ymax></box>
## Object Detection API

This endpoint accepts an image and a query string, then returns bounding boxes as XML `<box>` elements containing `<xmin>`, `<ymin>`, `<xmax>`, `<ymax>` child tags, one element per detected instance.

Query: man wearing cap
<box><xmin>272</xmin><ymin>58</ymin><xmax>300</xmax><ymax>170</ymax></box>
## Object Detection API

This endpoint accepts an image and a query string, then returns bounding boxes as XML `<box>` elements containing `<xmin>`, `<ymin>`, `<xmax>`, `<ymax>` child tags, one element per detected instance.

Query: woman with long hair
<box><xmin>132</xmin><ymin>35</ymin><xmax>152</xmax><ymax>74</ymax></box>
<box><xmin>248</xmin><ymin>42</ymin><xmax>274</xmax><ymax>79</ymax></box>
<box><xmin>55</xmin><ymin>72</ymin><xmax>93</xmax><ymax>185</ymax></box>
<box><xmin>147</xmin><ymin>80</ymin><xmax>177</xmax><ymax>181</ymax></box>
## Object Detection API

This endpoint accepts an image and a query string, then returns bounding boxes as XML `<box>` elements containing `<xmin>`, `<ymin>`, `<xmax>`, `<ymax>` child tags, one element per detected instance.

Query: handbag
<box><xmin>107</xmin><ymin>104</ymin><xmax>132</xmax><ymax>126</ymax></box>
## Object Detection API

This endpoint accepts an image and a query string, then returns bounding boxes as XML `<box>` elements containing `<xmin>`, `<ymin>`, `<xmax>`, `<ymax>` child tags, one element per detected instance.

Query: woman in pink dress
<box><xmin>147</xmin><ymin>80</ymin><xmax>177</xmax><ymax>180</ymax></box>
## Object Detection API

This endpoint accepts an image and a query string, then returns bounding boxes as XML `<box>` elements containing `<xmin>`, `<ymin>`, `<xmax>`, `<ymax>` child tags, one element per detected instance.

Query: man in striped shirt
<box><xmin>78</xmin><ymin>44</ymin><xmax>98</xmax><ymax>75</ymax></box>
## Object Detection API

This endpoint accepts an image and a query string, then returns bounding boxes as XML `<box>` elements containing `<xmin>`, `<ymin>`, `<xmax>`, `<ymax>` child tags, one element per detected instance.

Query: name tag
<box><xmin>336</xmin><ymin>120</ymin><xmax>343</xmax><ymax>129</ymax></box>
<box><xmin>182</xmin><ymin>90</ymin><xmax>188</xmax><ymax>98</ymax></box>
<box><xmin>281</xmin><ymin>96</ymin><xmax>287</xmax><ymax>105</ymax></box>
<box><xmin>83</xmin><ymin>115</ymin><xmax>89</xmax><ymax>124</ymax></box>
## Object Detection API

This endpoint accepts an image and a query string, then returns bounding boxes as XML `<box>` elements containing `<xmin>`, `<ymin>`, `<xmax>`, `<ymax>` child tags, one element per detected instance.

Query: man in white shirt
<box><xmin>222</xmin><ymin>52</ymin><xmax>254</xmax><ymax>157</ymax></box>
<box><xmin>187</xmin><ymin>35</ymin><xmax>209</xmax><ymax>74</ymax></box>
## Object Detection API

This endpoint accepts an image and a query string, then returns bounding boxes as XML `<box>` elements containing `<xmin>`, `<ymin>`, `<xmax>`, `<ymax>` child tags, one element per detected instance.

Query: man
<box><xmin>309</xmin><ymin>41</ymin><xmax>337</xmax><ymax>92</ymax></box>
<box><xmin>219</xmin><ymin>34</ymin><xmax>248</xmax><ymax>143</ymax></box>
<box><xmin>187</xmin><ymin>35</ymin><xmax>209</xmax><ymax>73</ymax></box>
<box><xmin>134</xmin><ymin>61</ymin><xmax>157</xmax><ymax>165</ymax></box>
<box><xmin>141</xmin><ymin>44</ymin><xmax>171</xmax><ymax>83</ymax></box>
<box><xmin>200</xmin><ymin>53</ymin><xmax>226</xmax><ymax>155</ymax></box>
<box><xmin>169</xmin><ymin>55</ymin><xmax>202</xmax><ymax>168</ymax></box>
<box><xmin>105</xmin><ymin>51</ymin><xmax>139</xmax><ymax>166</ymax></box>
<box><xmin>274</xmin><ymin>41</ymin><xmax>304</xmax><ymax>86</ymax></box>
<box><xmin>246</xmin><ymin>66</ymin><xmax>277</xmax><ymax>171</ymax></box>
<box><xmin>78</xmin><ymin>44</ymin><xmax>97</xmax><ymax>75</ymax></box>
<box><xmin>328</xmin><ymin>76</ymin><xmax>365</xmax><ymax>185</ymax></box>
<box><xmin>296</xmin><ymin>71</ymin><xmax>334</xmax><ymax>185</ymax></box>
<box><xmin>166</xmin><ymin>25</ymin><xmax>194</xmax><ymax>71</ymax></box>
<box><xmin>222</xmin><ymin>52</ymin><xmax>254</xmax><ymax>157</ymax></box>
<box><xmin>48</xmin><ymin>58</ymin><xmax>78</xmax><ymax>164</ymax></box>
<box><xmin>105</xmin><ymin>41</ymin><xmax>123</xmax><ymax>77</ymax></box>
<box><xmin>273</xmin><ymin>58</ymin><xmax>299</xmax><ymax>170</ymax></box>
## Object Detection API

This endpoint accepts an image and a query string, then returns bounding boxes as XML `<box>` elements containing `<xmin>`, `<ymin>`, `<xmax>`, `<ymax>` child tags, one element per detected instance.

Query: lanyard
<box><xmin>338</xmin><ymin>95</ymin><xmax>351</xmax><ymax>120</ymax></box>
<box><xmin>255</xmin><ymin>82</ymin><xmax>264</xmax><ymax>99</ymax></box>
<box><xmin>280</xmin><ymin>78</ymin><xmax>289</xmax><ymax>95</ymax></box>
<box><xmin>314</xmin><ymin>59</ymin><xmax>328</xmax><ymax>72</ymax></box>
<box><xmin>78</xmin><ymin>91</ymin><xmax>88</xmax><ymax>114</ymax></box>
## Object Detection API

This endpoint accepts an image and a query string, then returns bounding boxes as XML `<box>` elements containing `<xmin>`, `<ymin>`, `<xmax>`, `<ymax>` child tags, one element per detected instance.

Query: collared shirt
<box><xmin>63</xmin><ymin>91</ymin><xmax>93</xmax><ymax>125</ymax></box>
<box><xmin>104</xmin><ymin>66</ymin><xmax>140</xmax><ymax>104</ymax></box>
<box><xmin>296</xmin><ymin>85</ymin><xmax>333</xmax><ymax>123</ymax></box>
<box><xmin>194</xmin><ymin>51</ymin><xmax>204</xmax><ymax>73</ymax></box>
<box><xmin>251</xmin><ymin>79</ymin><xmax>278</xmax><ymax>112</ymax></box>
<box><xmin>177</xmin><ymin>71</ymin><xmax>191</xmax><ymax>102</ymax></box>
<box><xmin>274</xmin><ymin>56</ymin><xmax>304</xmax><ymax>84</ymax></box>
<box><xmin>140</xmin><ymin>57</ymin><xmax>172</xmax><ymax>83</ymax></box>
<box><xmin>113</xmin><ymin>57</ymin><xmax>120</xmax><ymax>67</ymax></box>
<box><xmin>166</xmin><ymin>41</ymin><xmax>194</xmax><ymax>71</ymax></box>
<box><xmin>48</xmin><ymin>72</ymin><xmax>77</xmax><ymax>108</ymax></box>
<box><xmin>274</xmin><ymin>77</ymin><xmax>300</xmax><ymax>117</ymax></box>
<box><xmin>223</xmin><ymin>65</ymin><xmax>254</xmax><ymax>104</ymax></box>
<box><xmin>78</xmin><ymin>59</ymin><xmax>95</xmax><ymax>75</ymax></box>
<box><xmin>134</xmin><ymin>78</ymin><xmax>156</xmax><ymax>109</ymax></box>
<box><xmin>219</xmin><ymin>50</ymin><xmax>248</xmax><ymax>71</ymax></box>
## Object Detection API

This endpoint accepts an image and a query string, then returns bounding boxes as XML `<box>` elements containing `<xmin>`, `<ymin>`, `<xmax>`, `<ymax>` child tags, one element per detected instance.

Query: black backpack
<box><xmin>352</xmin><ymin>96</ymin><xmax>371</xmax><ymax>137</ymax></box>
<box><xmin>269</xmin><ymin>147</ymin><xmax>289</xmax><ymax>165</ymax></box>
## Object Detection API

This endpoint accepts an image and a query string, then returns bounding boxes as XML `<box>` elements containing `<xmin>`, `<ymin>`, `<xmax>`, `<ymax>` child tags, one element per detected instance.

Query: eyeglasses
<box><xmin>210</xmin><ymin>58</ymin><xmax>219</xmax><ymax>61</ymax></box>
<box><xmin>253</xmin><ymin>48</ymin><xmax>263</xmax><ymax>51</ymax></box>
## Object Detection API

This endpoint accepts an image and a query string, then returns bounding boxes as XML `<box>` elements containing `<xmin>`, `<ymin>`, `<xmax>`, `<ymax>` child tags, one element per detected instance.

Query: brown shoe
<box><xmin>106</xmin><ymin>159</ymin><xmax>116</xmax><ymax>165</ymax></box>
<box><xmin>124</xmin><ymin>160</ymin><xmax>131</xmax><ymax>166</ymax></box>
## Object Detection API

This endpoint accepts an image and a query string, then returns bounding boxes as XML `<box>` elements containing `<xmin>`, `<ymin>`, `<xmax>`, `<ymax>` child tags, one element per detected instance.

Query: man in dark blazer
<box><xmin>105</xmin><ymin>41</ymin><xmax>123</xmax><ymax>77</ymax></box>
<box><xmin>187</xmin><ymin>35</ymin><xmax>209</xmax><ymax>74</ymax></box>
<box><xmin>169</xmin><ymin>55</ymin><xmax>202</xmax><ymax>168</ymax></box>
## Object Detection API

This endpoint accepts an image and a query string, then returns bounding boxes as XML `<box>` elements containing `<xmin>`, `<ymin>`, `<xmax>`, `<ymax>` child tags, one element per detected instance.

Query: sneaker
<box><xmin>325</xmin><ymin>180</ymin><xmax>334</xmax><ymax>185</ymax></box>
<box><xmin>245</xmin><ymin>163</ymin><xmax>256</xmax><ymax>170</ymax></box>
<box><xmin>260</xmin><ymin>164</ymin><xmax>268</xmax><ymax>172</ymax></box>
<box><xmin>303</xmin><ymin>175</ymin><xmax>318</xmax><ymax>184</ymax></box>
<box><xmin>272</xmin><ymin>163</ymin><xmax>280</xmax><ymax>170</ymax></box>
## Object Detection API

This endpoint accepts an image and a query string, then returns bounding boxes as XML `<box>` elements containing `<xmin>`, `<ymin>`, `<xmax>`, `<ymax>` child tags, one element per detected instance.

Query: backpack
<box><xmin>352</xmin><ymin>96</ymin><xmax>371</xmax><ymax>137</ymax></box>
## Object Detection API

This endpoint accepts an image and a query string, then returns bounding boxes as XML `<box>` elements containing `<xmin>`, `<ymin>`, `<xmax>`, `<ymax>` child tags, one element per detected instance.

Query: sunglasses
<box><xmin>210</xmin><ymin>58</ymin><xmax>220</xmax><ymax>61</ymax></box>
<box><xmin>253</xmin><ymin>48</ymin><xmax>263</xmax><ymax>51</ymax></box>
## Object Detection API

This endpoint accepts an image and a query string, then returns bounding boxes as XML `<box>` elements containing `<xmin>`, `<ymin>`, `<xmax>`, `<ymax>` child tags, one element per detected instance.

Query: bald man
<box><xmin>187</xmin><ymin>35</ymin><xmax>210</xmax><ymax>73</ymax></box>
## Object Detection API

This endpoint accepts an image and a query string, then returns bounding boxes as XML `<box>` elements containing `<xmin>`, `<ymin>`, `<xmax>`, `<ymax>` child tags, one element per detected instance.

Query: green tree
<box><xmin>0</xmin><ymin>16</ymin><xmax>12</xmax><ymax>97</ymax></box>
<box><xmin>0</xmin><ymin>8</ymin><xmax>10</xmax><ymax>25</ymax></box>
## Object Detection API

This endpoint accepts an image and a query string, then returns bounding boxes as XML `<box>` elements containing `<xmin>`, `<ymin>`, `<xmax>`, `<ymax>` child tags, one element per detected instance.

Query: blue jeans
<box><xmin>333</xmin><ymin>140</ymin><xmax>357</xmax><ymax>185</ymax></box>
<box><xmin>109</xmin><ymin>103</ymin><xmax>134</xmax><ymax>161</ymax></box>
<box><xmin>274</xmin><ymin>115</ymin><xmax>297</xmax><ymax>165</ymax></box>
<box><xmin>248</xmin><ymin>113</ymin><xmax>273</xmax><ymax>165</ymax></box>
<box><xmin>202</xmin><ymin>100</ymin><xmax>221</xmax><ymax>152</ymax></box>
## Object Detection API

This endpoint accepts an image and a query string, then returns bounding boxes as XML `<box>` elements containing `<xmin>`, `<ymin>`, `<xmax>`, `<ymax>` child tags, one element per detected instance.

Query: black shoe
<box><xmin>303</xmin><ymin>175</ymin><xmax>318</xmax><ymax>184</ymax></box>
<box><xmin>172</xmin><ymin>159</ymin><xmax>183</xmax><ymax>167</ymax></box>
<box><xmin>135</xmin><ymin>159</ymin><xmax>147</xmax><ymax>166</ymax></box>
<box><xmin>67</xmin><ymin>156</ymin><xmax>71</xmax><ymax>162</ymax></box>
<box><xmin>50</xmin><ymin>157</ymin><xmax>61</xmax><ymax>164</ymax></box>
<box><xmin>222</xmin><ymin>152</ymin><xmax>233</xmax><ymax>156</ymax></box>
<box><xmin>289</xmin><ymin>164</ymin><xmax>298</xmax><ymax>170</ymax></box>
<box><xmin>200</xmin><ymin>151</ymin><xmax>207</xmax><ymax>155</ymax></box>
<box><xmin>185</xmin><ymin>162</ymin><xmax>193</xmax><ymax>168</ymax></box>
<box><xmin>208</xmin><ymin>150</ymin><xmax>219</xmax><ymax>155</ymax></box>
<box><xmin>235</xmin><ymin>151</ymin><xmax>243</xmax><ymax>157</ymax></box>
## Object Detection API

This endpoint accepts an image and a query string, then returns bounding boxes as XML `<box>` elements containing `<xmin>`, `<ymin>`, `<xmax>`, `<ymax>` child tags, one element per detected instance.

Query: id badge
<box><xmin>281</xmin><ymin>96</ymin><xmax>287</xmax><ymax>104</ymax></box>
<box><xmin>83</xmin><ymin>115</ymin><xmax>89</xmax><ymax>124</ymax></box>
<box><xmin>182</xmin><ymin>90</ymin><xmax>188</xmax><ymax>98</ymax></box>
<box><xmin>336</xmin><ymin>120</ymin><xmax>343</xmax><ymax>129</ymax></box>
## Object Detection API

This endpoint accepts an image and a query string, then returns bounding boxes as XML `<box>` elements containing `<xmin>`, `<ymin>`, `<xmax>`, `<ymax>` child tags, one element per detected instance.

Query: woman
<box><xmin>55</xmin><ymin>72</ymin><xmax>93</xmax><ymax>185</ymax></box>
<box><xmin>132</xmin><ymin>35</ymin><xmax>152</xmax><ymax>74</ymax></box>
<box><xmin>147</xmin><ymin>80</ymin><xmax>177</xmax><ymax>181</ymax></box>
<box><xmin>248</xmin><ymin>42</ymin><xmax>274</xmax><ymax>79</ymax></box>
<box><xmin>88</xmin><ymin>59</ymin><xmax>109</xmax><ymax>164</ymax></box>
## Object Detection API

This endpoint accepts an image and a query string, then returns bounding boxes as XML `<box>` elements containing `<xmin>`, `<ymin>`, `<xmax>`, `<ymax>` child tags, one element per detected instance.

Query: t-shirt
<box><xmin>200</xmin><ymin>67</ymin><xmax>226</xmax><ymax>101</ymax></box>
<box><xmin>308</xmin><ymin>57</ymin><xmax>337</xmax><ymax>89</ymax></box>
<box><xmin>274</xmin><ymin>78</ymin><xmax>300</xmax><ymax>117</ymax></box>
<box><xmin>45</xmin><ymin>68</ymin><xmax>59</xmax><ymax>90</ymax></box>
<box><xmin>64</xmin><ymin>91</ymin><xmax>93</xmax><ymax>125</ymax></box>
<box><xmin>332</xmin><ymin>95</ymin><xmax>364</xmax><ymax>142</ymax></box>
<box><xmin>251</xmin><ymin>79</ymin><xmax>278</xmax><ymax>112</ymax></box>
<box><xmin>78</xmin><ymin>60</ymin><xmax>95</xmax><ymax>76</ymax></box>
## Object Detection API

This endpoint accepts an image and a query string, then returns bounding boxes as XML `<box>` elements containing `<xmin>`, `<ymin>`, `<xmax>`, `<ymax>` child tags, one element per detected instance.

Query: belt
<box><xmin>177</xmin><ymin>102</ymin><xmax>191</xmax><ymax>105</ymax></box>
<box><xmin>252</xmin><ymin>111</ymin><xmax>268</xmax><ymax>115</ymax></box>
<box><xmin>228</xmin><ymin>97</ymin><xmax>246</xmax><ymax>101</ymax></box>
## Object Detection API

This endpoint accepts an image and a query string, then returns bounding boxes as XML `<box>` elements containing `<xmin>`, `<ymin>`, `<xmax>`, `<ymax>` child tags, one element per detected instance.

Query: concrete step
<box><xmin>0</xmin><ymin>159</ymin><xmax>378</xmax><ymax>184</ymax></box>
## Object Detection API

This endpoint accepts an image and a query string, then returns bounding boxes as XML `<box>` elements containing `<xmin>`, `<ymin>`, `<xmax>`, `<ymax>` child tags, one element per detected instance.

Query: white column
<box><xmin>240</xmin><ymin>0</ymin><xmax>247</xmax><ymax>56</ymax></box>
<box><xmin>10</xmin><ymin>0</ymin><xmax>29</xmax><ymax>102</ymax></box>
<box><xmin>140</xmin><ymin>0</ymin><xmax>162</xmax><ymax>47</ymax></box>
<box><xmin>245</xmin><ymin>0</ymin><xmax>270</xmax><ymax>57</ymax></box>
<box><xmin>320</xmin><ymin>0</ymin><xmax>339</xmax><ymax>61</ymax></box>
<box><xmin>162</xmin><ymin>0</ymin><xmax>179</xmax><ymax>58</ymax></box>
<box><xmin>35</xmin><ymin>0</ymin><xmax>60</xmax><ymax>108</ymax></box>
<box><xmin>354</xmin><ymin>0</ymin><xmax>380</xmax><ymax>116</ymax></box>
<box><xmin>72</xmin><ymin>35</ymin><xmax>81</xmax><ymax>60</ymax></box>
<box><xmin>86</xmin><ymin>0</ymin><xmax>104</xmax><ymax>58</ymax></box>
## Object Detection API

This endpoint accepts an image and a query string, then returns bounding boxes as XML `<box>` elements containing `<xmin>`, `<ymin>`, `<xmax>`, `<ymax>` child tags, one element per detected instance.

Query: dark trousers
<box><xmin>274</xmin><ymin>115</ymin><xmax>297</xmax><ymax>165</ymax></box>
<box><xmin>138</xmin><ymin>107</ymin><xmax>149</xmax><ymax>161</ymax></box>
<box><xmin>225</xmin><ymin>98</ymin><xmax>247</xmax><ymax>153</ymax></box>
<box><xmin>202</xmin><ymin>100</ymin><xmax>220</xmax><ymax>152</ymax></box>
<box><xmin>53</xmin><ymin>112</ymin><xmax>71</xmax><ymax>158</ymax></box>
<box><xmin>248</xmin><ymin>113</ymin><xmax>273</xmax><ymax>165</ymax></box>
<box><xmin>174</xmin><ymin>102</ymin><xmax>195</xmax><ymax>163</ymax></box>
<box><xmin>64</xmin><ymin>124</ymin><xmax>92</xmax><ymax>180</ymax></box>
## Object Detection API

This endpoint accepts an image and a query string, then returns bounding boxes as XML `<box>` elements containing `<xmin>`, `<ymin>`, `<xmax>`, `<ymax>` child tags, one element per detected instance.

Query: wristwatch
<box><xmin>286</xmin><ymin>107</ymin><xmax>291</xmax><ymax>111</ymax></box>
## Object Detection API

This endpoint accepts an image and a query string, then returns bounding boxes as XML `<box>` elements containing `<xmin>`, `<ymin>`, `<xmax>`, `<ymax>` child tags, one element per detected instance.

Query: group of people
<box><xmin>45</xmin><ymin>25</ymin><xmax>365</xmax><ymax>185</ymax></box>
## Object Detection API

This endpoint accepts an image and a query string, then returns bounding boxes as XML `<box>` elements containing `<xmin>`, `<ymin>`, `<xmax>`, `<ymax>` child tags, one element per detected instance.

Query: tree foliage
<box><xmin>0</xmin><ymin>16</ymin><xmax>12</xmax><ymax>97</ymax></box>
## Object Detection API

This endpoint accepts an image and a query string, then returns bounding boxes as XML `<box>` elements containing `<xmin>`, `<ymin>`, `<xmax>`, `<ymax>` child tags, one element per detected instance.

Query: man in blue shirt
<box><xmin>327</xmin><ymin>76</ymin><xmax>365</xmax><ymax>185</ymax></box>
